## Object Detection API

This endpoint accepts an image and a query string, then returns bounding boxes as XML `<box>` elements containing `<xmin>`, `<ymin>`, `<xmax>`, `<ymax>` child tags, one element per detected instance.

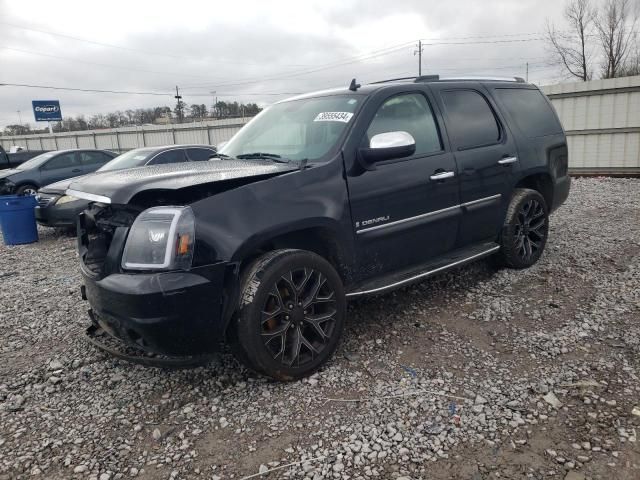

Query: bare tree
<box><xmin>546</xmin><ymin>0</ymin><xmax>596</xmax><ymax>81</ymax></box>
<box><xmin>594</xmin><ymin>0</ymin><xmax>638</xmax><ymax>78</ymax></box>
<box><xmin>618</xmin><ymin>42</ymin><xmax>640</xmax><ymax>75</ymax></box>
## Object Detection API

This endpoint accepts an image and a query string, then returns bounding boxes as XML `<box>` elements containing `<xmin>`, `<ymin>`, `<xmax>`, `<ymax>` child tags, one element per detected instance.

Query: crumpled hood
<box><xmin>67</xmin><ymin>159</ymin><xmax>298</xmax><ymax>205</ymax></box>
<box><xmin>40</xmin><ymin>176</ymin><xmax>87</xmax><ymax>194</ymax></box>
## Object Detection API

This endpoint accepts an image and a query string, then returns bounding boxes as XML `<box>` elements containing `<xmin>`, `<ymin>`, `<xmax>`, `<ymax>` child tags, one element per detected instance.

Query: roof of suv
<box><xmin>281</xmin><ymin>75</ymin><xmax>534</xmax><ymax>102</ymax></box>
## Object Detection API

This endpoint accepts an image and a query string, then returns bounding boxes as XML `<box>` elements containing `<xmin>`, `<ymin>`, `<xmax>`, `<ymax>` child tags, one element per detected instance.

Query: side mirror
<box><xmin>358</xmin><ymin>131</ymin><xmax>416</xmax><ymax>170</ymax></box>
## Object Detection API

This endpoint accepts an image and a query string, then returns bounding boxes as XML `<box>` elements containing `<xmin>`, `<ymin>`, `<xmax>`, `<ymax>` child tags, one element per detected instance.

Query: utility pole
<box><xmin>526</xmin><ymin>62</ymin><xmax>529</xmax><ymax>82</ymax></box>
<box><xmin>210</xmin><ymin>90</ymin><xmax>216</xmax><ymax>118</ymax></box>
<box><xmin>17</xmin><ymin>110</ymin><xmax>22</xmax><ymax>126</ymax></box>
<box><xmin>414</xmin><ymin>40</ymin><xmax>424</xmax><ymax>76</ymax></box>
<box><xmin>174</xmin><ymin>85</ymin><xmax>183</xmax><ymax>123</ymax></box>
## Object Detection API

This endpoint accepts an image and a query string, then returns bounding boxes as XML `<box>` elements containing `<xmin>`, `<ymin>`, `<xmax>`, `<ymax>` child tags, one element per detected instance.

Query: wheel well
<box><xmin>239</xmin><ymin>227</ymin><xmax>350</xmax><ymax>282</ymax></box>
<box><xmin>516</xmin><ymin>174</ymin><xmax>553</xmax><ymax>209</ymax></box>
<box><xmin>15</xmin><ymin>181</ymin><xmax>39</xmax><ymax>189</ymax></box>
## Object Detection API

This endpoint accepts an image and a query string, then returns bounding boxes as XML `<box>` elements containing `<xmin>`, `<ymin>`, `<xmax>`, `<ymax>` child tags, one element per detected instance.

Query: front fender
<box><xmin>190</xmin><ymin>157</ymin><xmax>354</xmax><ymax>267</ymax></box>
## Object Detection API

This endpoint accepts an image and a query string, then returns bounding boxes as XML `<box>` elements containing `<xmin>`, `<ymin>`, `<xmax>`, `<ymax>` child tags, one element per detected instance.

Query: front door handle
<box><xmin>430</xmin><ymin>171</ymin><xmax>455</xmax><ymax>181</ymax></box>
<box><xmin>498</xmin><ymin>156</ymin><xmax>517</xmax><ymax>165</ymax></box>
<box><xmin>72</xmin><ymin>168</ymin><xmax>82</xmax><ymax>173</ymax></box>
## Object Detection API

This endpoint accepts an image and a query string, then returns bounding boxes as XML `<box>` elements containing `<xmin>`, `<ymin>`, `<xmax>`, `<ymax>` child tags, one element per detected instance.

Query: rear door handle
<box><xmin>430</xmin><ymin>171</ymin><xmax>455</xmax><ymax>181</ymax></box>
<box><xmin>72</xmin><ymin>168</ymin><xmax>82</xmax><ymax>173</ymax></box>
<box><xmin>498</xmin><ymin>156</ymin><xmax>517</xmax><ymax>165</ymax></box>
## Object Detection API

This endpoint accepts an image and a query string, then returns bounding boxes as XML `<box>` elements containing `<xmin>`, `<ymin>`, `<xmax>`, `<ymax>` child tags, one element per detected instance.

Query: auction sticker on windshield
<box><xmin>314</xmin><ymin>112</ymin><xmax>354</xmax><ymax>123</ymax></box>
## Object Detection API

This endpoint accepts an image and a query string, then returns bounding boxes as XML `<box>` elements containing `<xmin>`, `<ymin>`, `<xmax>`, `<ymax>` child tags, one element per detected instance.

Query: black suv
<box><xmin>68</xmin><ymin>75</ymin><xmax>570</xmax><ymax>380</ymax></box>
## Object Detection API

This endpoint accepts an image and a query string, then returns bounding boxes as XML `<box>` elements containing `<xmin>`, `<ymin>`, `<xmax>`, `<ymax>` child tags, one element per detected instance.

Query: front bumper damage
<box><xmin>77</xmin><ymin>206</ymin><xmax>231</xmax><ymax>364</ymax></box>
<box><xmin>82</xmin><ymin>263</ymin><xmax>228</xmax><ymax>357</ymax></box>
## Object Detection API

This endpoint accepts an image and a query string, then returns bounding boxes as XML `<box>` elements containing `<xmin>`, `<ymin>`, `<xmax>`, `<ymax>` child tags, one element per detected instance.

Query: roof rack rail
<box><xmin>438</xmin><ymin>75</ymin><xmax>526</xmax><ymax>83</ymax></box>
<box><xmin>368</xmin><ymin>75</ymin><xmax>527</xmax><ymax>85</ymax></box>
<box><xmin>369</xmin><ymin>76</ymin><xmax>418</xmax><ymax>85</ymax></box>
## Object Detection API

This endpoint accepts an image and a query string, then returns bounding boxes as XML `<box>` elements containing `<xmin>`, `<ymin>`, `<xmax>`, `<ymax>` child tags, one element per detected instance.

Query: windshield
<box><xmin>98</xmin><ymin>148</ymin><xmax>156</xmax><ymax>172</ymax></box>
<box><xmin>220</xmin><ymin>95</ymin><xmax>360</xmax><ymax>161</ymax></box>
<box><xmin>16</xmin><ymin>152</ymin><xmax>57</xmax><ymax>170</ymax></box>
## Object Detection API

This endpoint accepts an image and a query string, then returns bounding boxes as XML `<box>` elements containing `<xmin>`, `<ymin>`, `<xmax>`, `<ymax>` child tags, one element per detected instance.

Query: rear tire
<box><xmin>230</xmin><ymin>249</ymin><xmax>346</xmax><ymax>381</ymax></box>
<box><xmin>497</xmin><ymin>188</ymin><xmax>549</xmax><ymax>269</ymax></box>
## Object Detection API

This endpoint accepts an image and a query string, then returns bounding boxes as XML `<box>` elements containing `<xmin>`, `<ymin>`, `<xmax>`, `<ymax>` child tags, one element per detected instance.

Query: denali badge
<box><xmin>356</xmin><ymin>216</ymin><xmax>390</xmax><ymax>228</ymax></box>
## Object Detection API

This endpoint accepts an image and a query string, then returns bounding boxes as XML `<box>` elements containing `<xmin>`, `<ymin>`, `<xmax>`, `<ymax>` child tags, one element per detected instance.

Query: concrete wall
<box><xmin>542</xmin><ymin>75</ymin><xmax>640</xmax><ymax>174</ymax></box>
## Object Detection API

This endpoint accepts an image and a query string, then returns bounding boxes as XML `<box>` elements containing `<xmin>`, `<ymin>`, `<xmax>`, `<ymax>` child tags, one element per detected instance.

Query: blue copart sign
<box><xmin>32</xmin><ymin>100</ymin><xmax>62</xmax><ymax>121</ymax></box>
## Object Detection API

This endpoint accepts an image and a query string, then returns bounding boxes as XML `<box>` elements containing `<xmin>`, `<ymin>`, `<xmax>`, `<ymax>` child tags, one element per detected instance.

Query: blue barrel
<box><xmin>0</xmin><ymin>195</ymin><xmax>39</xmax><ymax>245</ymax></box>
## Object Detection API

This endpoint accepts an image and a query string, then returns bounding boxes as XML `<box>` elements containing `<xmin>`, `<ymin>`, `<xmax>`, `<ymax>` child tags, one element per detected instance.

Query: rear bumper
<box><xmin>82</xmin><ymin>263</ymin><xmax>228</xmax><ymax>356</ymax></box>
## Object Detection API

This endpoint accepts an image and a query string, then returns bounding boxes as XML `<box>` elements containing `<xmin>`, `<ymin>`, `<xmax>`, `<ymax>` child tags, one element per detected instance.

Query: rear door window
<box><xmin>186</xmin><ymin>148</ymin><xmax>216</xmax><ymax>161</ymax></box>
<box><xmin>41</xmin><ymin>152</ymin><xmax>79</xmax><ymax>170</ymax></box>
<box><xmin>441</xmin><ymin>90</ymin><xmax>501</xmax><ymax>150</ymax></box>
<box><xmin>494</xmin><ymin>88</ymin><xmax>563</xmax><ymax>138</ymax></box>
<box><xmin>149</xmin><ymin>149</ymin><xmax>187</xmax><ymax>165</ymax></box>
<box><xmin>80</xmin><ymin>151</ymin><xmax>111</xmax><ymax>166</ymax></box>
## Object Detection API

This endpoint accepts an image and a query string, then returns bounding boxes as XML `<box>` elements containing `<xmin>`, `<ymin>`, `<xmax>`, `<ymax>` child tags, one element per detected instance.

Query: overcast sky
<box><xmin>0</xmin><ymin>0</ymin><xmax>568</xmax><ymax>130</ymax></box>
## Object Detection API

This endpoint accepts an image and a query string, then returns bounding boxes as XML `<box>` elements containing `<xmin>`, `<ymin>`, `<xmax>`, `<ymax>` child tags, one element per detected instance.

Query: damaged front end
<box><xmin>77</xmin><ymin>202</ymin><xmax>229</xmax><ymax>363</ymax></box>
<box><xmin>78</xmin><ymin>203</ymin><xmax>139</xmax><ymax>277</ymax></box>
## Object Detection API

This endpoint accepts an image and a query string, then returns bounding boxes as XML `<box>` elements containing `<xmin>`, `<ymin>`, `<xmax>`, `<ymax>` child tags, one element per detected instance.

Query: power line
<box><xmin>420</xmin><ymin>32</ymin><xmax>546</xmax><ymax>40</ymax></box>
<box><xmin>0</xmin><ymin>82</ymin><xmax>173</xmax><ymax>96</ymax></box>
<box><xmin>0</xmin><ymin>81</ymin><xmax>303</xmax><ymax>98</ymax></box>
<box><xmin>420</xmin><ymin>37</ymin><xmax>546</xmax><ymax>46</ymax></box>
<box><xmin>0</xmin><ymin>20</ymin><xmax>314</xmax><ymax>68</ymax></box>
<box><xmin>0</xmin><ymin>45</ymin><xmax>229</xmax><ymax>80</ymax></box>
<box><xmin>180</xmin><ymin>36</ymin><xmax>553</xmax><ymax>90</ymax></box>
<box><xmin>180</xmin><ymin>41</ymin><xmax>417</xmax><ymax>89</ymax></box>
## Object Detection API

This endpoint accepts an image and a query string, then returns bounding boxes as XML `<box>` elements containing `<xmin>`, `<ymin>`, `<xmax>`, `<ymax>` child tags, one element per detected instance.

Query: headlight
<box><xmin>121</xmin><ymin>206</ymin><xmax>195</xmax><ymax>271</ymax></box>
<box><xmin>56</xmin><ymin>195</ymin><xmax>79</xmax><ymax>205</ymax></box>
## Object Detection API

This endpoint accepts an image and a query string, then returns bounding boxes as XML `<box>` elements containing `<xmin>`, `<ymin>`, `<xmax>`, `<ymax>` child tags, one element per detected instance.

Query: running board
<box><xmin>346</xmin><ymin>242</ymin><xmax>500</xmax><ymax>298</ymax></box>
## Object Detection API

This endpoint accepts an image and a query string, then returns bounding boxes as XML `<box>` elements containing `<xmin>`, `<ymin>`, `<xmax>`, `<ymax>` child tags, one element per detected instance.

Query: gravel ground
<box><xmin>1</xmin><ymin>177</ymin><xmax>639</xmax><ymax>480</ymax></box>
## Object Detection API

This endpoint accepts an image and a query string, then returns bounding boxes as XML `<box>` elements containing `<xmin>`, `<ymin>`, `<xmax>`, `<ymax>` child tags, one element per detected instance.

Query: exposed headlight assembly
<box><xmin>121</xmin><ymin>206</ymin><xmax>195</xmax><ymax>271</ymax></box>
<box><xmin>56</xmin><ymin>194</ymin><xmax>79</xmax><ymax>205</ymax></box>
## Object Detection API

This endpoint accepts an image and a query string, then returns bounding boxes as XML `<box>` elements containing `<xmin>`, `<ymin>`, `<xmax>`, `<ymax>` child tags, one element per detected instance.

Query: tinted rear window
<box><xmin>441</xmin><ymin>90</ymin><xmax>500</xmax><ymax>149</ymax></box>
<box><xmin>494</xmin><ymin>88</ymin><xmax>563</xmax><ymax>138</ymax></box>
<box><xmin>150</xmin><ymin>149</ymin><xmax>187</xmax><ymax>165</ymax></box>
<box><xmin>187</xmin><ymin>148</ymin><xmax>216</xmax><ymax>161</ymax></box>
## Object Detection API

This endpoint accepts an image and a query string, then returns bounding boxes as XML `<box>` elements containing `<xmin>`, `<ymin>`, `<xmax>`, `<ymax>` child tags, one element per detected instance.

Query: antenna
<box><xmin>349</xmin><ymin>78</ymin><xmax>361</xmax><ymax>91</ymax></box>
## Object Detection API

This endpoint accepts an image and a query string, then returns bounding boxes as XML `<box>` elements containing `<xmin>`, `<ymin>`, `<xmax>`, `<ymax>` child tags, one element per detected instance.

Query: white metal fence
<box><xmin>542</xmin><ymin>75</ymin><xmax>640</xmax><ymax>174</ymax></box>
<box><xmin>0</xmin><ymin>117</ymin><xmax>250</xmax><ymax>153</ymax></box>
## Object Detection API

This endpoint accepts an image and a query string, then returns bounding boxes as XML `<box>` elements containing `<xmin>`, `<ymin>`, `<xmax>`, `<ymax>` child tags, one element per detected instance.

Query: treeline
<box><xmin>2</xmin><ymin>100</ymin><xmax>262</xmax><ymax>136</ymax></box>
<box><xmin>547</xmin><ymin>0</ymin><xmax>640</xmax><ymax>81</ymax></box>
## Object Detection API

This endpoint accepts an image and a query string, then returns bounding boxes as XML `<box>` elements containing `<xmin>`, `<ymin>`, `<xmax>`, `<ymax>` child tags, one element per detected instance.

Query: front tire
<box><xmin>498</xmin><ymin>188</ymin><xmax>549</xmax><ymax>269</ymax></box>
<box><xmin>15</xmin><ymin>184</ymin><xmax>38</xmax><ymax>196</ymax></box>
<box><xmin>231</xmin><ymin>249</ymin><xmax>346</xmax><ymax>381</ymax></box>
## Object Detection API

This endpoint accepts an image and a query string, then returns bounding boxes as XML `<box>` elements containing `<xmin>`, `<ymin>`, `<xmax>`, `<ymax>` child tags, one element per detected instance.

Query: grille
<box><xmin>36</xmin><ymin>194</ymin><xmax>57</xmax><ymax>208</ymax></box>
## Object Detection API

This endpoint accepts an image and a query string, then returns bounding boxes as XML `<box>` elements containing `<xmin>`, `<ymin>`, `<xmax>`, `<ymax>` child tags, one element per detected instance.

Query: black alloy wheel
<box><xmin>260</xmin><ymin>268</ymin><xmax>337</xmax><ymax>367</ymax></box>
<box><xmin>513</xmin><ymin>198</ymin><xmax>547</xmax><ymax>262</ymax></box>
<box><xmin>497</xmin><ymin>188</ymin><xmax>549</xmax><ymax>269</ymax></box>
<box><xmin>231</xmin><ymin>249</ymin><xmax>346</xmax><ymax>380</ymax></box>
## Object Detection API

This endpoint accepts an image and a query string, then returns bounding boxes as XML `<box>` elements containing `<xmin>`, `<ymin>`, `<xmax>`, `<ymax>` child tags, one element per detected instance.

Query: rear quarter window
<box><xmin>441</xmin><ymin>89</ymin><xmax>501</xmax><ymax>150</ymax></box>
<box><xmin>494</xmin><ymin>88</ymin><xmax>563</xmax><ymax>138</ymax></box>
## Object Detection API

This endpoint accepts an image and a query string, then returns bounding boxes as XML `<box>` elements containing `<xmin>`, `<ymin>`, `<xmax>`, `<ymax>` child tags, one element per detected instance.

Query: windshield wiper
<box><xmin>236</xmin><ymin>152</ymin><xmax>290</xmax><ymax>163</ymax></box>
